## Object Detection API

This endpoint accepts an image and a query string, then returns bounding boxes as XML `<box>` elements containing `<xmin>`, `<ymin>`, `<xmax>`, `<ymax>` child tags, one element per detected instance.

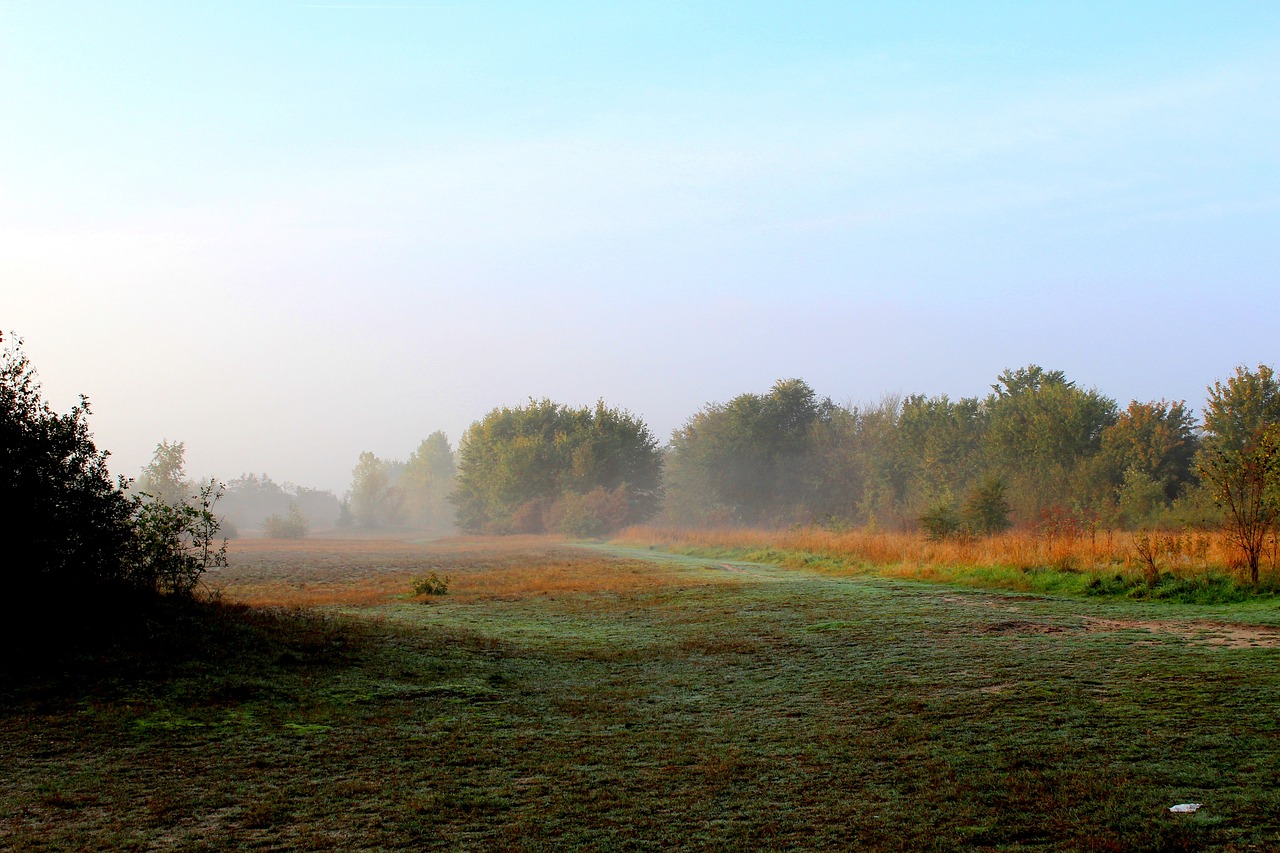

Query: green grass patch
<box><xmin>6</xmin><ymin>541</ymin><xmax>1280</xmax><ymax>849</ymax></box>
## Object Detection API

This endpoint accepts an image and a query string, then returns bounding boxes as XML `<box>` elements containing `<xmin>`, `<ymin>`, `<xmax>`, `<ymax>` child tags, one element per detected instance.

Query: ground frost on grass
<box><xmin>4</xmin><ymin>537</ymin><xmax>1280</xmax><ymax>849</ymax></box>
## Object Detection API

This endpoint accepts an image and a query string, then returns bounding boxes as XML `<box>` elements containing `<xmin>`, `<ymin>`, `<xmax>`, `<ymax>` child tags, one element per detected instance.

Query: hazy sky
<box><xmin>4</xmin><ymin>2</ymin><xmax>1278</xmax><ymax>493</ymax></box>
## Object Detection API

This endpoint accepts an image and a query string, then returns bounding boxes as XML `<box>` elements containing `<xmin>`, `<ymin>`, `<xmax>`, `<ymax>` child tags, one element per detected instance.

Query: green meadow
<box><xmin>4</xmin><ymin>537</ymin><xmax>1280</xmax><ymax>851</ymax></box>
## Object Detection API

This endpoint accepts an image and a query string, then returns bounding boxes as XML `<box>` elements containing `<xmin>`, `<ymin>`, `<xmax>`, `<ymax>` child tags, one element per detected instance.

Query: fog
<box><xmin>4</xmin><ymin>4</ymin><xmax>1278</xmax><ymax>494</ymax></box>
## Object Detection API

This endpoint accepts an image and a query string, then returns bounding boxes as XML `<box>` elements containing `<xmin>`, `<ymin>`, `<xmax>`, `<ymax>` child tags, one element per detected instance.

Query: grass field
<box><xmin>4</xmin><ymin>535</ymin><xmax>1280</xmax><ymax>850</ymax></box>
<box><xmin>614</xmin><ymin>525</ymin><xmax>1280</xmax><ymax>603</ymax></box>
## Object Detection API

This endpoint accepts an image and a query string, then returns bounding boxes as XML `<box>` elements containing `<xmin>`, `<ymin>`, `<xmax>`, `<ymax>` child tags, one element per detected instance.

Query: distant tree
<box><xmin>451</xmin><ymin>400</ymin><xmax>662</xmax><ymax>534</ymax></box>
<box><xmin>1197</xmin><ymin>365</ymin><xmax>1280</xmax><ymax>583</ymax></box>
<box><xmin>220</xmin><ymin>473</ymin><xmax>291</xmax><ymax>531</ymax></box>
<box><xmin>135</xmin><ymin>440</ymin><xmax>193</xmax><ymax>506</ymax></box>
<box><xmin>897</xmin><ymin>394</ymin><xmax>987</xmax><ymax>517</ymax></box>
<box><xmin>221</xmin><ymin>474</ymin><xmax>340</xmax><ymax>533</ymax></box>
<box><xmin>349</xmin><ymin>451</ymin><xmax>403</xmax><ymax>529</ymax></box>
<box><xmin>1202</xmin><ymin>365</ymin><xmax>1280</xmax><ymax>451</ymax></box>
<box><xmin>984</xmin><ymin>366</ymin><xmax>1118</xmax><ymax>522</ymax></box>
<box><xmin>400</xmin><ymin>431</ymin><xmax>456</xmax><ymax>530</ymax></box>
<box><xmin>667</xmin><ymin>379</ymin><xmax>830</xmax><ymax>526</ymax></box>
<box><xmin>1097</xmin><ymin>400</ymin><xmax>1199</xmax><ymax>526</ymax></box>
<box><xmin>802</xmin><ymin>396</ymin><xmax>907</xmax><ymax>529</ymax></box>
<box><xmin>293</xmin><ymin>486</ymin><xmax>341</xmax><ymax>531</ymax></box>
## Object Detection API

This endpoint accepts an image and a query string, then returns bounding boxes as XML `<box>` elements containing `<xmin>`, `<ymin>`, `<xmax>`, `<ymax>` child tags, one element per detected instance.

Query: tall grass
<box><xmin>614</xmin><ymin>524</ymin><xmax>1280</xmax><ymax>595</ymax></box>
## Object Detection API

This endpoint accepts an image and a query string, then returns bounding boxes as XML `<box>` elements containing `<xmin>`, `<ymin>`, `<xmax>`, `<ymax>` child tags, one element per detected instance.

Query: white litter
<box><xmin>1169</xmin><ymin>803</ymin><xmax>1202</xmax><ymax>814</ymax></box>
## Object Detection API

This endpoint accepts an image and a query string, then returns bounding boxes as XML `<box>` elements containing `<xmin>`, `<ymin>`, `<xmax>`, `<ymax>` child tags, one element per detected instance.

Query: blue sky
<box><xmin>3</xmin><ymin>2</ymin><xmax>1278</xmax><ymax>492</ymax></box>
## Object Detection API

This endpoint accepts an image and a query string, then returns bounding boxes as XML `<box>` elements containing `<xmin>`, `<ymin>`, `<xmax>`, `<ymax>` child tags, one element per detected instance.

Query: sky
<box><xmin>3</xmin><ymin>1</ymin><xmax>1278</xmax><ymax>494</ymax></box>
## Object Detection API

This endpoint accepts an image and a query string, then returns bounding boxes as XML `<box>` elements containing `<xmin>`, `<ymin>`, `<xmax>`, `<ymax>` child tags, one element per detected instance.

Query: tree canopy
<box><xmin>451</xmin><ymin>399</ymin><xmax>662</xmax><ymax>534</ymax></box>
<box><xmin>1196</xmin><ymin>365</ymin><xmax>1280</xmax><ymax>582</ymax></box>
<box><xmin>660</xmin><ymin>366</ymin><xmax>1209</xmax><ymax>532</ymax></box>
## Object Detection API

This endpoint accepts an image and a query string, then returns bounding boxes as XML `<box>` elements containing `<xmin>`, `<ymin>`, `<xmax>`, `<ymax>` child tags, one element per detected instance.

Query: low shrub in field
<box><xmin>412</xmin><ymin>572</ymin><xmax>450</xmax><ymax>597</ymax></box>
<box><xmin>263</xmin><ymin>503</ymin><xmax>308</xmax><ymax>539</ymax></box>
<box><xmin>919</xmin><ymin>500</ymin><xmax>965</xmax><ymax>541</ymax></box>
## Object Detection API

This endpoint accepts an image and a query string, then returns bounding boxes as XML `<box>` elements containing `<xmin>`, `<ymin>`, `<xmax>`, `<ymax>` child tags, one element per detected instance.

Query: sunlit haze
<box><xmin>4</xmin><ymin>1</ymin><xmax>1278</xmax><ymax>493</ymax></box>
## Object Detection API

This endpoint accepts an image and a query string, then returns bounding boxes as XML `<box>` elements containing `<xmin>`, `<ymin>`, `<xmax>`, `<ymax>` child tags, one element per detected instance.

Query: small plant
<box><xmin>412</xmin><ymin>572</ymin><xmax>450</xmax><ymax>597</ymax></box>
<box><xmin>1132</xmin><ymin>530</ymin><xmax>1162</xmax><ymax>586</ymax></box>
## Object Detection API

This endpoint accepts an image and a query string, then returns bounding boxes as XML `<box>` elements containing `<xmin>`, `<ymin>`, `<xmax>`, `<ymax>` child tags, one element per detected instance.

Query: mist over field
<box><xmin>10</xmin><ymin>7</ymin><xmax>1280</xmax><ymax>848</ymax></box>
<box><xmin>3</xmin><ymin>3</ymin><xmax>1279</xmax><ymax>495</ymax></box>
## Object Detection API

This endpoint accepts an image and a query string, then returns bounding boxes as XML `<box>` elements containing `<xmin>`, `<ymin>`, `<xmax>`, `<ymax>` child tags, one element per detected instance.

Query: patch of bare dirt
<box><xmin>1080</xmin><ymin>617</ymin><xmax>1280</xmax><ymax>649</ymax></box>
<box><xmin>940</xmin><ymin>592</ymin><xmax>1280</xmax><ymax>648</ymax></box>
<box><xmin>981</xmin><ymin>620</ymin><xmax>1074</xmax><ymax>636</ymax></box>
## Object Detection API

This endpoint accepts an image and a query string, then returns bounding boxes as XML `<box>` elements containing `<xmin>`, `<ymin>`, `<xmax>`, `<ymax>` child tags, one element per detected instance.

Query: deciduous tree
<box><xmin>452</xmin><ymin>400</ymin><xmax>662</xmax><ymax>534</ymax></box>
<box><xmin>349</xmin><ymin>451</ymin><xmax>402</xmax><ymax>529</ymax></box>
<box><xmin>400</xmin><ymin>431</ymin><xmax>456</xmax><ymax>530</ymax></box>
<box><xmin>984</xmin><ymin>366</ymin><xmax>1118</xmax><ymax>521</ymax></box>
<box><xmin>667</xmin><ymin>379</ymin><xmax>829</xmax><ymax>525</ymax></box>
<box><xmin>1198</xmin><ymin>365</ymin><xmax>1280</xmax><ymax>583</ymax></box>
<box><xmin>136</xmin><ymin>440</ymin><xmax>193</xmax><ymax>506</ymax></box>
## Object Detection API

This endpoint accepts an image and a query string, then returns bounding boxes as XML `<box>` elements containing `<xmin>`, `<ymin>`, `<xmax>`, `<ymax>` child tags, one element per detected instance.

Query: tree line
<box><xmin>439</xmin><ymin>364</ymin><xmax>1280</xmax><ymax>560</ymax></box>
<box><xmin>9</xmin><ymin>317</ymin><xmax>1280</xmax><ymax>608</ymax></box>
<box><xmin>93</xmin><ymin>351</ymin><xmax>1280</xmax><ymax>553</ymax></box>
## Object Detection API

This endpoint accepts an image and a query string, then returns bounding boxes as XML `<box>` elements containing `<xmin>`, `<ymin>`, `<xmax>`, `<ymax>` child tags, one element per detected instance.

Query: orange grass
<box><xmin>216</xmin><ymin>536</ymin><xmax>721</xmax><ymax>608</ymax></box>
<box><xmin>615</xmin><ymin>524</ymin><xmax>1270</xmax><ymax>579</ymax></box>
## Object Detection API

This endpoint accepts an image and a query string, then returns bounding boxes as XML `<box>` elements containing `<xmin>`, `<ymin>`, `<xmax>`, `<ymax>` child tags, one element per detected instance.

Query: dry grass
<box><xmin>216</xmin><ymin>535</ymin><xmax>726</xmax><ymax>608</ymax></box>
<box><xmin>615</xmin><ymin>524</ymin><xmax>1277</xmax><ymax>580</ymax></box>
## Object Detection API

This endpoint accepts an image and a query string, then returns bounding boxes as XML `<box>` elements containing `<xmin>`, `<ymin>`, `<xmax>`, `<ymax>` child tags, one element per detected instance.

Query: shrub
<box><xmin>919</xmin><ymin>500</ymin><xmax>964</xmax><ymax>541</ymax></box>
<box><xmin>510</xmin><ymin>497</ymin><xmax>552</xmax><ymax>534</ymax></box>
<box><xmin>1</xmin><ymin>333</ymin><xmax>228</xmax><ymax>610</ymax></box>
<box><xmin>1</xmin><ymin>333</ymin><xmax>137</xmax><ymax>601</ymax></box>
<box><xmin>263</xmin><ymin>502</ymin><xmax>308</xmax><ymax>539</ymax></box>
<box><xmin>412</xmin><ymin>573</ymin><xmax>450</xmax><ymax>596</ymax></box>
<box><xmin>963</xmin><ymin>476</ymin><xmax>1011</xmax><ymax>535</ymax></box>
<box><xmin>129</xmin><ymin>481</ymin><xmax>229</xmax><ymax>596</ymax></box>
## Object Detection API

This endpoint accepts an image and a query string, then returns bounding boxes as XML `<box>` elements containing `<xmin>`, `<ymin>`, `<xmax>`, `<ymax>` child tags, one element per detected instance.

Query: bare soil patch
<box><xmin>940</xmin><ymin>592</ymin><xmax>1280</xmax><ymax>647</ymax></box>
<box><xmin>1080</xmin><ymin>617</ymin><xmax>1280</xmax><ymax>648</ymax></box>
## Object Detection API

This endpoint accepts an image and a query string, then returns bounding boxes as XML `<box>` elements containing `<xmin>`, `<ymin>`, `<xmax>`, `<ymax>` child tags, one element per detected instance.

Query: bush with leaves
<box><xmin>1</xmin><ymin>333</ymin><xmax>227</xmax><ymax>618</ymax></box>
<box><xmin>548</xmin><ymin>486</ymin><xmax>632</xmax><ymax>538</ymax></box>
<box><xmin>412</xmin><ymin>572</ymin><xmax>450</xmax><ymax>596</ymax></box>
<box><xmin>130</xmin><ymin>481</ymin><xmax>229</xmax><ymax>595</ymax></box>
<box><xmin>963</xmin><ymin>476</ymin><xmax>1012</xmax><ymax>535</ymax></box>
<box><xmin>1</xmin><ymin>333</ymin><xmax>136</xmax><ymax>602</ymax></box>
<box><xmin>919</xmin><ymin>499</ymin><xmax>964</xmax><ymax>540</ymax></box>
<box><xmin>263</xmin><ymin>502</ymin><xmax>309</xmax><ymax>539</ymax></box>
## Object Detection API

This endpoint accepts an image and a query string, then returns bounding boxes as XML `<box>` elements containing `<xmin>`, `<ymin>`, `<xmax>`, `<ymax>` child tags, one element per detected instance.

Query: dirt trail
<box><xmin>1078</xmin><ymin>616</ymin><xmax>1280</xmax><ymax>648</ymax></box>
<box><xmin>936</xmin><ymin>593</ymin><xmax>1280</xmax><ymax>648</ymax></box>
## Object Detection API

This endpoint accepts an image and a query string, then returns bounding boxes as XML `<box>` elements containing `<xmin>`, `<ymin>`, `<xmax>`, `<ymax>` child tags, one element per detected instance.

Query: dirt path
<box><xmin>596</xmin><ymin>543</ymin><xmax>1280</xmax><ymax>650</ymax></box>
